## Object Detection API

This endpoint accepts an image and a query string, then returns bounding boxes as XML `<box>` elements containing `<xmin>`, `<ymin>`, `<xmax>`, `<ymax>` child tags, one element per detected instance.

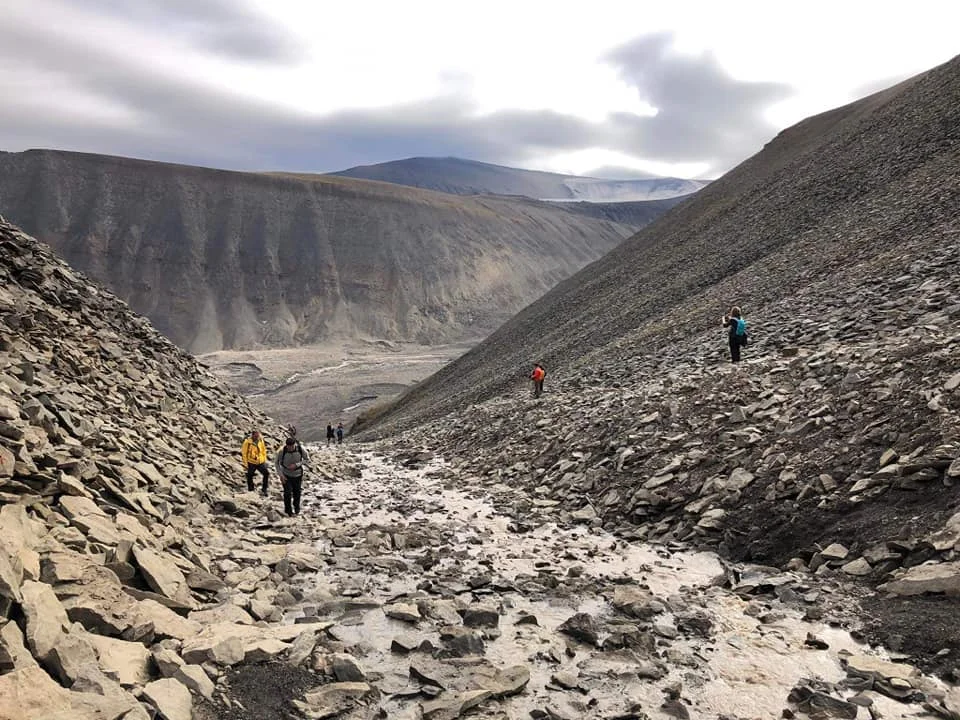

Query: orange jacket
<box><xmin>531</xmin><ymin>367</ymin><xmax>545</xmax><ymax>381</ymax></box>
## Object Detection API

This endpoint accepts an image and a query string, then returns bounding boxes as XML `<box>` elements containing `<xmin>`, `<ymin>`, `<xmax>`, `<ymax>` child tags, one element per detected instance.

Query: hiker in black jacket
<box><xmin>721</xmin><ymin>306</ymin><xmax>747</xmax><ymax>363</ymax></box>
<box><xmin>276</xmin><ymin>437</ymin><xmax>308</xmax><ymax>516</ymax></box>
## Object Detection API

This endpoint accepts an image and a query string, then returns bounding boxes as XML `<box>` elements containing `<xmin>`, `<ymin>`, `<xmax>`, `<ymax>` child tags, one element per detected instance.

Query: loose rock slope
<box><xmin>0</xmin><ymin>217</ymin><xmax>353</xmax><ymax>719</ymax></box>
<box><xmin>360</xmin><ymin>57</ymin><xmax>960</xmax><ymax>667</ymax></box>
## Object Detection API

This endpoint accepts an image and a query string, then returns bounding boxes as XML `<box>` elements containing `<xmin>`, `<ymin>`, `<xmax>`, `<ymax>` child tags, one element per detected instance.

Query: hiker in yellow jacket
<box><xmin>241</xmin><ymin>429</ymin><xmax>270</xmax><ymax>495</ymax></box>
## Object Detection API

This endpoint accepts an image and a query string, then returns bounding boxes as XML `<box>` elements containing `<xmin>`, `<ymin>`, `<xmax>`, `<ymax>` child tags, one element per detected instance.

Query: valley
<box><xmin>200</xmin><ymin>340</ymin><xmax>475</xmax><ymax>442</ymax></box>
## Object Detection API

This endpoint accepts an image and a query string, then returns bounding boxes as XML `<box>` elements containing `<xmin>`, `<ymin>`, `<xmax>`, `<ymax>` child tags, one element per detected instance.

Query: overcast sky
<box><xmin>0</xmin><ymin>1</ymin><xmax>957</xmax><ymax>179</ymax></box>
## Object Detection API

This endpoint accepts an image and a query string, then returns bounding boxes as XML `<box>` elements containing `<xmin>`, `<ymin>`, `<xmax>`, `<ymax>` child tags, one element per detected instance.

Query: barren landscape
<box><xmin>201</xmin><ymin>340</ymin><xmax>476</xmax><ymax>441</ymax></box>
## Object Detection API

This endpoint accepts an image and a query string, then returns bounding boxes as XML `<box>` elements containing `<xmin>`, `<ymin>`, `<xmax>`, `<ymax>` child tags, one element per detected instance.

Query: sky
<box><xmin>0</xmin><ymin>1</ymin><xmax>957</xmax><ymax>180</ymax></box>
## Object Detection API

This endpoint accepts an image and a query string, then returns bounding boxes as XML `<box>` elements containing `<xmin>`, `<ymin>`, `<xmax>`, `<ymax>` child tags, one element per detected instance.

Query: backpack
<box><xmin>279</xmin><ymin>443</ymin><xmax>304</xmax><ymax>474</ymax></box>
<box><xmin>735</xmin><ymin>318</ymin><xmax>749</xmax><ymax>346</ymax></box>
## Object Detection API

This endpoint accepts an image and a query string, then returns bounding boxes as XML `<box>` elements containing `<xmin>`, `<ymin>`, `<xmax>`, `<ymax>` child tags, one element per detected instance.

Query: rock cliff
<box><xmin>0</xmin><ymin>150</ymin><xmax>637</xmax><ymax>353</ymax></box>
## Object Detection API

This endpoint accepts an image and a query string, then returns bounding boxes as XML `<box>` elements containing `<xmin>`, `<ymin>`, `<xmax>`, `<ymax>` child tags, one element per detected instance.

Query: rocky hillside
<box><xmin>0</xmin><ymin>218</ymin><xmax>356</xmax><ymax>718</ymax></box>
<box><xmin>0</xmin><ymin>150</ymin><xmax>637</xmax><ymax>354</ymax></box>
<box><xmin>360</xmin><ymin>57</ymin><xmax>960</xmax><ymax>664</ymax></box>
<box><xmin>331</xmin><ymin>156</ymin><xmax>708</xmax><ymax>201</ymax></box>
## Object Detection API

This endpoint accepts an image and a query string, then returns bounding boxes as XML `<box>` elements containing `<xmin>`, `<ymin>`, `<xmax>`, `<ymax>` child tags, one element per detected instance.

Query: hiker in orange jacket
<box><xmin>530</xmin><ymin>363</ymin><xmax>546</xmax><ymax>398</ymax></box>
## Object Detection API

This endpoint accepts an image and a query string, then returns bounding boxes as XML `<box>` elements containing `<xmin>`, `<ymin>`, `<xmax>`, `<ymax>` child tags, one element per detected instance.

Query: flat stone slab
<box><xmin>879</xmin><ymin>561</ymin><xmax>960</xmax><ymax>596</ymax></box>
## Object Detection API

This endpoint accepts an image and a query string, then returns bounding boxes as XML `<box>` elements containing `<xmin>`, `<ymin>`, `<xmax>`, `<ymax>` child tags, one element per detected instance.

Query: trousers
<box><xmin>245</xmin><ymin>463</ymin><xmax>269</xmax><ymax>492</ymax></box>
<box><xmin>282</xmin><ymin>476</ymin><xmax>302</xmax><ymax>515</ymax></box>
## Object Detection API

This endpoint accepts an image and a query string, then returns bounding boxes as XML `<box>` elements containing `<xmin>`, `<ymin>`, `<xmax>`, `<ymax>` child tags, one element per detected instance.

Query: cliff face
<box><xmin>0</xmin><ymin>150</ymin><xmax>635</xmax><ymax>353</ymax></box>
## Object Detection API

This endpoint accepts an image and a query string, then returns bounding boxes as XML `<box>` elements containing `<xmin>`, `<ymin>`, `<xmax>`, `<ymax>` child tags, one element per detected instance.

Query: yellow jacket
<box><xmin>241</xmin><ymin>436</ymin><xmax>268</xmax><ymax>467</ymax></box>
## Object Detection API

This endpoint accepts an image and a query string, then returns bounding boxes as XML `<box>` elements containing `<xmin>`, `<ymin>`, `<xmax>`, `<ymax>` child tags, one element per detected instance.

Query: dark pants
<box><xmin>533</xmin><ymin>380</ymin><xmax>544</xmax><ymax>398</ymax></box>
<box><xmin>246</xmin><ymin>463</ymin><xmax>269</xmax><ymax>492</ymax></box>
<box><xmin>729</xmin><ymin>335</ymin><xmax>741</xmax><ymax>363</ymax></box>
<box><xmin>337</xmin><ymin>432</ymin><xmax>343</xmax><ymax>444</ymax></box>
<box><xmin>282</xmin><ymin>475</ymin><xmax>303</xmax><ymax>515</ymax></box>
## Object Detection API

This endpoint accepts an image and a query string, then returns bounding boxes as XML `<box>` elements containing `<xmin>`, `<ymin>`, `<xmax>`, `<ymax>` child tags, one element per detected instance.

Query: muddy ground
<box><xmin>197</xmin><ymin>448</ymin><xmax>960</xmax><ymax>720</ymax></box>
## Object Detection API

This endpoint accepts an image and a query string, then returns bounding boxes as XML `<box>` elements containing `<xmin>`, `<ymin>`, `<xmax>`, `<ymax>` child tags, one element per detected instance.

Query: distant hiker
<box><xmin>326</xmin><ymin>424</ymin><xmax>335</xmax><ymax>446</ymax></box>
<box><xmin>530</xmin><ymin>363</ymin><xmax>546</xmax><ymax>398</ymax></box>
<box><xmin>722</xmin><ymin>306</ymin><xmax>748</xmax><ymax>363</ymax></box>
<box><xmin>277</xmin><ymin>436</ymin><xmax>308</xmax><ymax>516</ymax></box>
<box><xmin>241</xmin><ymin>429</ymin><xmax>269</xmax><ymax>495</ymax></box>
<box><xmin>336</xmin><ymin>422</ymin><xmax>344</xmax><ymax>444</ymax></box>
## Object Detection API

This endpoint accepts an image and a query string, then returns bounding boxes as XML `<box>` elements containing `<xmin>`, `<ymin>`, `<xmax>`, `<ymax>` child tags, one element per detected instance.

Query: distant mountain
<box><xmin>0</xmin><ymin>149</ymin><xmax>637</xmax><ymax>354</ymax></box>
<box><xmin>329</xmin><ymin>157</ymin><xmax>708</xmax><ymax>202</ymax></box>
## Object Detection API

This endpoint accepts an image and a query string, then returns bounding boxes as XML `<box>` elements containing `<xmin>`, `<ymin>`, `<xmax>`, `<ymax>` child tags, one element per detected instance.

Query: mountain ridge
<box><xmin>330</xmin><ymin>156</ymin><xmax>709</xmax><ymax>202</ymax></box>
<box><xmin>0</xmin><ymin>149</ymin><xmax>646</xmax><ymax>354</ymax></box>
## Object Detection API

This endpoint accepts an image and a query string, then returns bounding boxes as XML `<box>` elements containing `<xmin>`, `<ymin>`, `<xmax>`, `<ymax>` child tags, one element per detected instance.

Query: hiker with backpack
<box><xmin>241</xmin><ymin>429</ymin><xmax>270</xmax><ymax>495</ymax></box>
<box><xmin>722</xmin><ymin>306</ymin><xmax>748</xmax><ymax>363</ymax></box>
<box><xmin>277</xmin><ymin>436</ymin><xmax>309</xmax><ymax>516</ymax></box>
<box><xmin>530</xmin><ymin>363</ymin><xmax>546</xmax><ymax>398</ymax></box>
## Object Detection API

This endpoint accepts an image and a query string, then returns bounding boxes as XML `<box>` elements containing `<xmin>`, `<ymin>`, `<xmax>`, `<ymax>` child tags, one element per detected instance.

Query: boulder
<box><xmin>879</xmin><ymin>561</ymin><xmax>960</xmax><ymax>596</ymax></box>
<box><xmin>439</xmin><ymin>626</ymin><xmax>485</xmax><ymax>657</ymax></box>
<box><xmin>83</xmin><ymin>632</ymin><xmax>153</xmax><ymax>687</ymax></box>
<box><xmin>612</xmin><ymin>587</ymin><xmax>665</xmax><ymax>619</ymax></box>
<box><xmin>0</xmin><ymin>665</ymin><xmax>144</xmax><ymax>720</ymax></box>
<box><xmin>188</xmin><ymin>603</ymin><xmax>255</xmax><ymax>625</ymax></box>
<box><xmin>174</xmin><ymin>663</ymin><xmax>215</xmax><ymax>699</ymax></box>
<box><xmin>286</xmin><ymin>629</ymin><xmax>319</xmax><ymax>667</ymax></box>
<box><xmin>182</xmin><ymin>632</ymin><xmax>245</xmax><ymax>666</ymax></box>
<box><xmin>21</xmin><ymin>580</ymin><xmax>70</xmax><ymax>661</ymax></box>
<box><xmin>0</xmin><ymin>619</ymin><xmax>37</xmax><ymax>671</ymax></box>
<box><xmin>332</xmin><ymin>653</ymin><xmax>367</xmax><ymax>682</ymax></box>
<box><xmin>153</xmin><ymin>647</ymin><xmax>186</xmax><ymax>677</ymax></box>
<box><xmin>47</xmin><ymin>630</ymin><xmax>99</xmax><ymax>686</ymax></box>
<box><xmin>721</xmin><ymin>468</ymin><xmax>754</xmax><ymax>492</ymax></box>
<box><xmin>58</xmin><ymin>566</ymin><xmax>201</xmax><ymax>640</ymax></box>
<box><xmin>845</xmin><ymin>654</ymin><xmax>919</xmax><ymax>682</ymax></box>
<box><xmin>385</xmin><ymin>602</ymin><xmax>422</xmax><ymax>623</ymax></box>
<box><xmin>0</xmin><ymin>546</ymin><xmax>22</xmax><ymax>604</ymax></box>
<box><xmin>142</xmin><ymin>677</ymin><xmax>193</xmax><ymax>720</ymax></box>
<box><xmin>570</xmin><ymin>505</ymin><xmax>598</xmax><ymax>523</ymax></box>
<box><xmin>819</xmin><ymin>543</ymin><xmax>850</xmax><ymax>562</ymax></box>
<box><xmin>841</xmin><ymin>557</ymin><xmax>872</xmax><ymax>576</ymax></box>
<box><xmin>557</xmin><ymin>612</ymin><xmax>602</xmax><ymax>646</ymax></box>
<box><xmin>459</xmin><ymin>606</ymin><xmax>500</xmax><ymax>628</ymax></box>
<box><xmin>132</xmin><ymin>546</ymin><xmax>196</xmax><ymax>608</ymax></box>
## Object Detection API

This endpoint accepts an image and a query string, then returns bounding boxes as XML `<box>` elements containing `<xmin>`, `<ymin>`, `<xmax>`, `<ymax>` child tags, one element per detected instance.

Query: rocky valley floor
<box><xmin>188</xmin><ymin>449</ymin><xmax>960</xmax><ymax>720</ymax></box>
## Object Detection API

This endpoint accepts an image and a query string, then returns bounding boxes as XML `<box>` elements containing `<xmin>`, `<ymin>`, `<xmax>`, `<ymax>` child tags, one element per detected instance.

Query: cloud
<box><xmin>77</xmin><ymin>0</ymin><xmax>305</xmax><ymax>63</ymax></box>
<box><xmin>604</xmin><ymin>33</ymin><xmax>794</xmax><ymax>170</ymax></box>
<box><xmin>583</xmin><ymin>166</ymin><xmax>657</xmax><ymax>180</ymax></box>
<box><xmin>0</xmin><ymin>9</ymin><xmax>794</xmax><ymax>178</ymax></box>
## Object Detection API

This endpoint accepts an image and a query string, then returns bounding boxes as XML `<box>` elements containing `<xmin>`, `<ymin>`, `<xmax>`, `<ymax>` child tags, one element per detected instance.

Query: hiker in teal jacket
<box><xmin>722</xmin><ymin>306</ymin><xmax>748</xmax><ymax>363</ymax></box>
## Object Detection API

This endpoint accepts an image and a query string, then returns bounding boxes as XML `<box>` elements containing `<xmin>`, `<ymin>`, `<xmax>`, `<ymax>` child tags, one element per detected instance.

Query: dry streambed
<box><xmin>216</xmin><ymin>451</ymin><xmax>960</xmax><ymax>720</ymax></box>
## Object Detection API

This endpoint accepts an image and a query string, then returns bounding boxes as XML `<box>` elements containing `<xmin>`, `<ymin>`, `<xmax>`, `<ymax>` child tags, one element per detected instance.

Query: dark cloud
<box><xmin>0</xmin><ymin>17</ymin><xmax>795</xmax><ymax>177</ymax></box>
<box><xmin>68</xmin><ymin>0</ymin><xmax>304</xmax><ymax>62</ymax></box>
<box><xmin>605</xmin><ymin>33</ymin><xmax>793</xmax><ymax>169</ymax></box>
